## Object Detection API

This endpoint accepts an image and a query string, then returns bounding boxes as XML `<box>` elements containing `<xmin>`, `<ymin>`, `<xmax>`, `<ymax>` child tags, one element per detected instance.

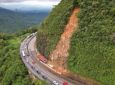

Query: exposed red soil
<box><xmin>47</xmin><ymin>8</ymin><xmax>101</xmax><ymax>85</ymax></box>
<box><xmin>49</xmin><ymin>8</ymin><xmax>80</xmax><ymax>73</ymax></box>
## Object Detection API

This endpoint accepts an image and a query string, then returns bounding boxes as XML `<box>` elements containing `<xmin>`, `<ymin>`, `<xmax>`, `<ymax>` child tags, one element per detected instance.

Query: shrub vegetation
<box><xmin>68</xmin><ymin>1</ymin><xmax>115</xmax><ymax>85</ymax></box>
<box><xmin>0</xmin><ymin>29</ymin><xmax>48</xmax><ymax>85</ymax></box>
<box><xmin>36</xmin><ymin>0</ymin><xmax>78</xmax><ymax>57</ymax></box>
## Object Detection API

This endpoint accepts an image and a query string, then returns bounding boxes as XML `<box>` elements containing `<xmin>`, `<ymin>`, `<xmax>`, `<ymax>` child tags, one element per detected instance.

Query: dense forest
<box><xmin>36</xmin><ymin>0</ymin><xmax>115</xmax><ymax>85</ymax></box>
<box><xmin>68</xmin><ymin>0</ymin><xmax>115</xmax><ymax>85</ymax></box>
<box><xmin>36</xmin><ymin>0</ymin><xmax>78</xmax><ymax>57</ymax></box>
<box><xmin>0</xmin><ymin>7</ymin><xmax>48</xmax><ymax>33</ymax></box>
<box><xmin>0</xmin><ymin>32</ymin><xmax>32</xmax><ymax>85</ymax></box>
<box><xmin>0</xmin><ymin>28</ymin><xmax>48</xmax><ymax>85</ymax></box>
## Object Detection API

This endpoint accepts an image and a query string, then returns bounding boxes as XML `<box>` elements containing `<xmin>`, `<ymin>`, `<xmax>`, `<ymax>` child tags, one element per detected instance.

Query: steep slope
<box><xmin>36</xmin><ymin>0</ymin><xmax>115</xmax><ymax>85</ymax></box>
<box><xmin>0</xmin><ymin>7</ymin><xmax>48</xmax><ymax>33</ymax></box>
<box><xmin>49</xmin><ymin>8</ymin><xmax>80</xmax><ymax>71</ymax></box>
<box><xmin>68</xmin><ymin>1</ymin><xmax>115</xmax><ymax>85</ymax></box>
<box><xmin>37</xmin><ymin>0</ymin><xmax>78</xmax><ymax>58</ymax></box>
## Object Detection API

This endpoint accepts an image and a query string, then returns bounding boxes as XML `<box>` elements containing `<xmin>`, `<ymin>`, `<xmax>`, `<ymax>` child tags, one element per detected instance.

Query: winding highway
<box><xmin>20</xmin><ymin>33</ymin><xmax>86</xmax><ymax>85</ymax></box>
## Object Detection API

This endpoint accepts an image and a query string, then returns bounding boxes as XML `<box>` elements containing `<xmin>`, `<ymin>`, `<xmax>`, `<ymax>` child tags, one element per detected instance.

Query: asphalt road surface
<box><xmin>20</xmin><ymin>33</ymin><xmax>86</xmax><ymax>85</ymax></box>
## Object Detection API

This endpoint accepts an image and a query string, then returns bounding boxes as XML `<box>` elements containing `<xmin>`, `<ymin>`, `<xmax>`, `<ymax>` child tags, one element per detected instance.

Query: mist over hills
<box><xmin>0</xmin><ymin>0</ymin><xmax>60</xmax><ymax>12</ymax></box>
<box><xmin>0</xmin><ymin>4</ymin><xmax>51</xmax><ymax>12</ymax></box>
<box><xmin>0</xmin><ymin>7</ymin><xmax>49</xmax><ymax>33</ymax></box>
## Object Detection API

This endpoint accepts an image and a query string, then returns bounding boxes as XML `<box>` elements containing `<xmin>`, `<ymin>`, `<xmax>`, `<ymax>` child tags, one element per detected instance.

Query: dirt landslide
<box><xmin>48</xmin><ymin>8</ymin><xmax>101</xmax><ymax>85</ymax></box>
<box><xmin>49</xmin><ymin>8</ymin><xmax>80</xmax><ymax>72</ymax></box>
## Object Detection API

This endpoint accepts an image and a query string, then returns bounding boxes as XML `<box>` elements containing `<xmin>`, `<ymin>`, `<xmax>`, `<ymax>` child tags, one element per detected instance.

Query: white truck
<box><xmin>22</xmin><ymin>50</ymin><xmax>26</xmax><ymax>57</ymax></box>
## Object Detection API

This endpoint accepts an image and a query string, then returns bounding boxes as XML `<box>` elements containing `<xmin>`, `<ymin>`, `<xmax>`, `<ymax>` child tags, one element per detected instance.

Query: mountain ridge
<box><xmin>0</xmin><ymin>7</ymin><xmax>48</xmax><ymax>33</ymax></box>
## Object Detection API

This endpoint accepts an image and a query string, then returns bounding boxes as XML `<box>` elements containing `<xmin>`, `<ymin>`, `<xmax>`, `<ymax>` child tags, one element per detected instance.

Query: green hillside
<box><xmin>0</xmin><ymin>28</ymin><xmax>48</xmax><ymax>85</ymax></box>
<box><xmin>68</xmin><ymin>1</ymin><xmax>115</xmax><ymax>85</ymax></box>
<box><xmin>0</xmin><ymin>32</ymin><xmax>32</xmax><ymax>85</ymax></box>
<box><xmin>36</xmin><ymin>0</ymin><xmax>78</xmax><ymax>57</ymax></box>
<box><xmin>0</xmin><ymin>7</ymin><xmax>48</xmax><ymax>33</ymax></box>
<box><xmin>36</xmin><ymin>0</ymin><xmax>115</xmax><ymax>85</ymax></box>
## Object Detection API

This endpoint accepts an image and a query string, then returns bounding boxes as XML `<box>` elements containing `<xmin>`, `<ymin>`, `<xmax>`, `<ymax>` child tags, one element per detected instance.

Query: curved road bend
<box><xmin>20</xmin><ymin>33</ymin><xmax>86</xmax><ymax>85</ymax></box>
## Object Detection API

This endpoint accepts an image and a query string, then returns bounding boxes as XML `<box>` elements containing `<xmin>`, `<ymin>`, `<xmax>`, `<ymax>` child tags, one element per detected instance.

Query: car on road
<box><xmin>63</xmin><ymin>82</ymin><xmax>68</xmax><ymax>85</ymax></box>
<box><xmin>52</xmin><ymin>81</ymin><xmax>59</xmax><ymax>85</ymax></box>
<box><xmin>22</xmin><ymin>50</ymin><xmax>26</xmax><ymax>57</ymax></box>
<box><xmin>26</xmin><ymin>58</ymin><xmax>29</xmax><ymax>63</ymax></box>
<box><xmin>36</xmin><ymin>70</ymin><xmax>40</xmax><ymax>74</ymax></box>
<box><xmin>42</xmin><ymin>75</ymin><xmax>47</xmax><ymax>79</ymax></box>
<box><xmin>32</xmin><ymin>60</ymin><xmax>36</xmax><ymax>64</ymax></box>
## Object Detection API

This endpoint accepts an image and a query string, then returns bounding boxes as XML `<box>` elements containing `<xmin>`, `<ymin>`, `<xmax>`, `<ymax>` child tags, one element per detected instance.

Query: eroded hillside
<box><xmin>36</xmin><ymin>0</ymin><xmax>115</xmax><ymax>85</ymax></box>
<box><xmin>36</xmin><ymin>0</ymin><xmax>78</xmax><ymax>57</ymax></box>
<box><xmin>49</xmin><ymin>8</ymin><xmax>80</xmax><ymax>71</ymax></box>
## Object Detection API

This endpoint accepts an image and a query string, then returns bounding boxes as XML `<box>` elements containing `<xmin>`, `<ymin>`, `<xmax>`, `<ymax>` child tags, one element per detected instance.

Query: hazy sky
<box><xmin>0</xmin><ymin>0</ymin><xmax>60</xmax><ymax>6</ymax></box>
<box><xmin>0</xmin><ymin>0</ymin><xmax>60</xmax><ymax>3</ymax></box>
<box><xmin>0</xmin><ymin>0</ymin><xmax>61</xmax><ymax>10</ymax></box>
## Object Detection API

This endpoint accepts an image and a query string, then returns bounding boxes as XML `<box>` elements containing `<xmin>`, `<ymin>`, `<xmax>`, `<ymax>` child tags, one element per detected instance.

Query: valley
<box><xmin>0</xmin><ymin>7</ymin><xmax>48</xmax><ymax>33</ymax></box>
